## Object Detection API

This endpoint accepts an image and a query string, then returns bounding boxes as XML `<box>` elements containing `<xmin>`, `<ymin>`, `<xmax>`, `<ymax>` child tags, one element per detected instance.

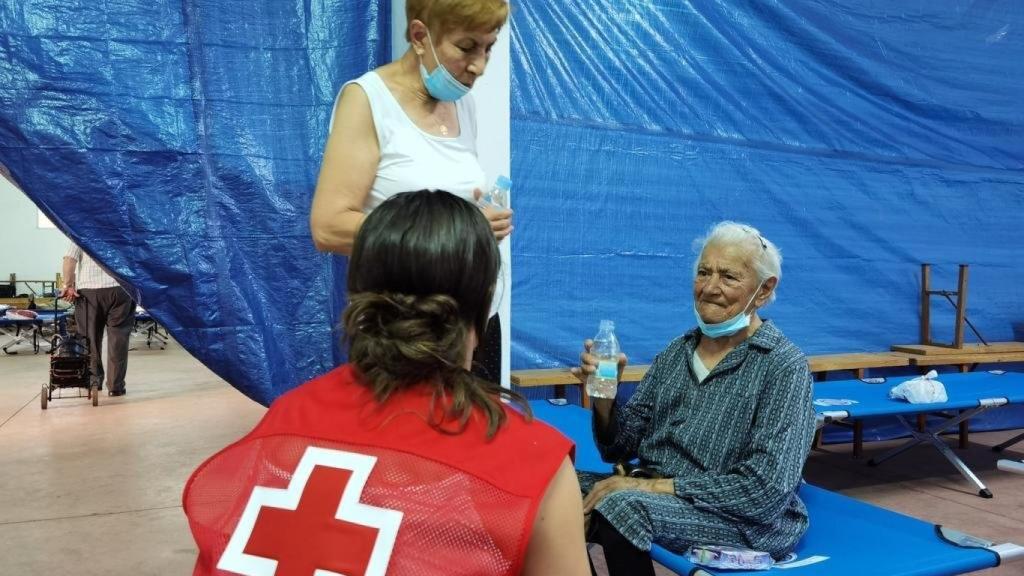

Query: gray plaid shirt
<box><xmin>595</xmin><ymin>321</ymin><xmax>815</xmax><ymax>555</ymax></box>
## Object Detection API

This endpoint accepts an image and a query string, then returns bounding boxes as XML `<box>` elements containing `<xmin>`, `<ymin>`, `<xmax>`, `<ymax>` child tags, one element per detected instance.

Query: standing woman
<box><xmin>311</xmin><ymin>0</ymin><xmax>512</xmax><ymax>382</ymax></box>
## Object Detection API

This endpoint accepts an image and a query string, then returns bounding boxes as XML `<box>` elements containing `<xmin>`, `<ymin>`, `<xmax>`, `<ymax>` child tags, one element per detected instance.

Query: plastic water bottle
<box><xmin>586</xmin><ymin>320</ymin><xmax>620</xmax><ymax>399</ymax></box>
<box><xmin>479</xmin><ymin>175</ymin><xmax>511</xmax><ymax>210</ymax></box>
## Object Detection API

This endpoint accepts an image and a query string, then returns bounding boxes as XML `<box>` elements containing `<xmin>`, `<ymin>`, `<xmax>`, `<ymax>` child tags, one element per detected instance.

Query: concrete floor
<box><xmin>0</xmin><ymin>341</ymin><xmax>266</xmax><ymax>575</ymax></box>
<box><xmin>1</xmin><ymin>342</ymin><xmax>1022</xmax><ymax>575</ymax></box>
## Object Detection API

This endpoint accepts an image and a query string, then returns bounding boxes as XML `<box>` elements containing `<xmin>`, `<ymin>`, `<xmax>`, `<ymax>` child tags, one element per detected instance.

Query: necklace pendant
<box><xmin>439</xmin><ymin>124</ymin><xmax>449</xmax><ymax>136</ymax></box>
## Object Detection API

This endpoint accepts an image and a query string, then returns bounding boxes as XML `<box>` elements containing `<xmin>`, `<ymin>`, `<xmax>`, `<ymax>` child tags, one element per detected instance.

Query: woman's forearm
<box><xmin>310</xmin><ymin>210</ymin><xmax>366</xmax><ymax>255</ymax></box>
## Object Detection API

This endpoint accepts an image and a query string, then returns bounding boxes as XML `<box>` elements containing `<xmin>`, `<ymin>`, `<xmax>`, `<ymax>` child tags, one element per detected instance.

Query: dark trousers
<box><xmin>75</xmin><ymin>287</ymin><xmax>134</xmax><ymax>392</ymax></box>
<box><xmin>471</xmin><ymin>314</ymin><xmax>502</xmax><ymax>383</ymax></box>
<box><xmin>588</xmin><ymin>512</ymin><xmax>655</xmax><ymax>576</ymax></box>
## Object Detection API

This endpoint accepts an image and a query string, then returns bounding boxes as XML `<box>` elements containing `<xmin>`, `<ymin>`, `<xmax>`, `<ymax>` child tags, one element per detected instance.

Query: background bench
<box><xmin>511</xmin><ymin>352</ymin><xmax>911</xmax><ymax>409</ymax></box>
<box><xmin>511</xmin><ymin>349</ymin><xmax>1024</xmax><ymax>456</ymax></box>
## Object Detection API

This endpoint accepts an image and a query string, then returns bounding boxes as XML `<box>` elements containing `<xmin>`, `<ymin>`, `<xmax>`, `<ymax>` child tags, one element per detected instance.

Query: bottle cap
<box><xmin>495</xmin><ymin>175</ymin><xmax>512</xmax><ymax>190</ymax></box>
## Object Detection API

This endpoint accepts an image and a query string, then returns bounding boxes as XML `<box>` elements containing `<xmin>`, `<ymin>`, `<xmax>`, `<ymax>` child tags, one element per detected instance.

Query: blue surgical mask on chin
<box><xmin>419</xmin><ymin>30</ymin><xmax>471</xmax><ymax>102</ymax></box>
<box><xmin>694</xmin><ymin>281</ymin><xmax>764</xmax><ymax>339</ymax></box>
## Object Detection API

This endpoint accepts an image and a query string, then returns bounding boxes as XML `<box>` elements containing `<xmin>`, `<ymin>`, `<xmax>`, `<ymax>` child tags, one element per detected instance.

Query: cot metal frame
<box><xmin>816</xmin><ymin>399</ymin><xmax>1008</xmax><ymax>499</ymax></box>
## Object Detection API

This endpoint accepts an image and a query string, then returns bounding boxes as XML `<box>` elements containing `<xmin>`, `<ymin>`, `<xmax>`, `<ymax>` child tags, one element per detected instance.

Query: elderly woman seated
<box><xmin>571</xmin><ymin>221</ymin><xmax>815</xmax><ymax>575</ymax></box>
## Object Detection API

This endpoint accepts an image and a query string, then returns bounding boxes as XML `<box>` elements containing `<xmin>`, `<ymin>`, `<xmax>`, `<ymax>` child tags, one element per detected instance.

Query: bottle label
<box><xmin>597</xmin><ymin>360</ymin><xmax>618</xmax><ymax>380</ymax></box>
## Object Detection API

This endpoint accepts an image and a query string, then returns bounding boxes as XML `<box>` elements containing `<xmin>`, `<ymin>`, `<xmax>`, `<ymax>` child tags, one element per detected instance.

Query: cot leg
<box><xmin>2</xmin><ymin>327</ymin><xmax>29</xmax><ymax>354</ymax></box>
<box><xmin>872</xmin><ymin>412</ymin><xmax>993</xmax><ymax>498</ymax></box>
<box><xmin>928</xmin><ymin>434</ymin><xmax>991</xmax><ymax>498</ymax></box>
<box><xmin>850</xmin><ymin>367</ymin><xmax>866</xmax><ymax>458</ymax></box>
<box><xmin>810</xmin><ymin>373</ymin><xmax>825</xmax><ymax>451</ymax></box>
<box><xmin>853</xmin><ymin>420</ymin><xmax>863</xmax><ymax>459</ymax></box>
<box><xmin>993</xmin><ymin>430</ymin><xmax>1024</xmax><ymax>452</ymax></box>
<box><xmin>869</xmin><ymin>424</ymin><xmax>924</xmax><ymax>467</ymax></box>
<box><xmin>554</xmin><ymin>385</ymin><xmax>566</xmax><ymax>402</ymax></box>
<box><xmin>959</xmin><ymin>412</ymin><xmax>969</xmax><ymax>449</ymax></box>
<box><xmin>956</xmin><ymin>365</ymin><xmax>971</xmax><ymax>449</ymax></box>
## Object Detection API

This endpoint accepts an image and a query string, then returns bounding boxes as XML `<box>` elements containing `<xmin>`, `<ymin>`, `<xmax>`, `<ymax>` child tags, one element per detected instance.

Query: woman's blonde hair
<box><xmin>405</xmin><ymin>0</ymin><xmax>509</xmax><ymax>41</ymax></box>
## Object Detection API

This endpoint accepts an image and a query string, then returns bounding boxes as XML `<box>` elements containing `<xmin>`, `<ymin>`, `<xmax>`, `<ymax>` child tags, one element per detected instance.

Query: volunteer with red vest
<box><xmin>185</xmin><ymin>190</ymin><xmax>588</xmax><ymax>575</ymax></box>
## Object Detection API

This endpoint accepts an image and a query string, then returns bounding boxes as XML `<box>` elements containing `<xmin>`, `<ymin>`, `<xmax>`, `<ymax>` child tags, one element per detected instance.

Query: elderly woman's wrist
<box><xmin>653</xmin><ymin>477</ymin><xmax>675</xmax><ymax>495</ymax></box>
<box><xmin>671</xmin><ymin>476</ymin><xmax>687</xmax><ymax>497</ymax></box>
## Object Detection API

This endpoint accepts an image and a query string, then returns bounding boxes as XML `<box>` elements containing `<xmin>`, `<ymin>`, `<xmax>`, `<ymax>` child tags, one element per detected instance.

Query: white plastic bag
<box><xmin>889</xmin><ymin>370</ymin><xmax>948</xmax><ymax>404</ymax></box>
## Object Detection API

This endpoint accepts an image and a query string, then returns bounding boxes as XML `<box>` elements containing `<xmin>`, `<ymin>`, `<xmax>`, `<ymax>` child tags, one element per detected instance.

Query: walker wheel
<box><xmin>41</xmin><ymin>385</ymin><xmax>49</xmax><ymax>410</ymax></box>
<box><xmin>91</xmin><ymin>385</ymin><xmax>99</xmax><ymax>407</ymax></box>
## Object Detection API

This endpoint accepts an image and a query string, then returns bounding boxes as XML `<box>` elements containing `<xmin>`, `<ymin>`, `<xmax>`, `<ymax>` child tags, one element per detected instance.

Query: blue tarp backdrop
<box><xmin>0</xmin><ymin>0</ymin><xmax>389</xmax><ymax>405</ymax></box>
<box><xmin>510</xmin><ymin>0</ymin><xmax>1024</xmax><ymax>366</ymax></box>
<box><xmin>508</xmin><ymin>0</ymin><xmax>1024</xmax><ymax>438</ymax></box>
<box><xmin>2</xmin><ymin>1</ymin><xmax>1023</xmax><ymax>425</ymax></box>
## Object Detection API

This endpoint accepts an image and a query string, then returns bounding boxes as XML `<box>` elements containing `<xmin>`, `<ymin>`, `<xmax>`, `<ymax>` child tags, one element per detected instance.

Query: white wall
<box><xmin>0</xmin><ymin>175</ymin><xmax>67</xmax><ymax>282</ymax></box>
<box><xmin>391</xmin><ymin>0</ymin><xmax>512</xmax><ymax>386</ymax></box>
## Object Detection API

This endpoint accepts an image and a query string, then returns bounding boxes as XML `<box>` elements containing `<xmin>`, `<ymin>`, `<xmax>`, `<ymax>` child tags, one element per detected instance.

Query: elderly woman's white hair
<box><xmin>692</xmin><ymin>221</ymin><xmax>782</xmax><ymax>303</ymax></box>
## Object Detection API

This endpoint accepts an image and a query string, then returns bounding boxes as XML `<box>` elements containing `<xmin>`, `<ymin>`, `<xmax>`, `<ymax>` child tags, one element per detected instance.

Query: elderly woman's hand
<box><xmin>582</xmin><ymin>475</ymin><xmax>675</xmax><ymax>514</ymax></box>
<box><xmin>570</xmin><ymin>340</ymin><xmax>628</xmax><ymax>385</ymax></box>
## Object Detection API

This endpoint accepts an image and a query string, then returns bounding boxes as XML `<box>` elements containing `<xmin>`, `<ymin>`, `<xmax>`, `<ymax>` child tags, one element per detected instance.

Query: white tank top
<box><xmin>331</xmin><ymin>71</ymin><xmax>487</xmax><ymax>212</ymax></box>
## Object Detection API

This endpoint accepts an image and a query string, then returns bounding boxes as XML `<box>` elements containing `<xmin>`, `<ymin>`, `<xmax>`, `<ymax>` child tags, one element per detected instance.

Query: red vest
<box><xmin>184</xmin><ymin>365</ymin><xmax>573</xmax><ymax>576</ymax></box>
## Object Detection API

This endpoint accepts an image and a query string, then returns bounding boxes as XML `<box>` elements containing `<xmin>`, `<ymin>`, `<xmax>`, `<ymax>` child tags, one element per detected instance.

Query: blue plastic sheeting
<box><xmin>510</xmin><ymin>1</ymin><xmax>1024</xmax><ymax>375</ymax></box>
<box><xmin>0</xmin><ymin>1</ymin><xmax>389</xmax><ymax>405</ymax></box>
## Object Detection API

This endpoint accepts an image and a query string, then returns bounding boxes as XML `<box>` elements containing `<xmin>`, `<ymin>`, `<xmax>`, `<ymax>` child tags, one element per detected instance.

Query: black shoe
<box><xmin>108</xmin><ymin>389</ymin><xmax>126</xmax><ymax>397</ymax></box>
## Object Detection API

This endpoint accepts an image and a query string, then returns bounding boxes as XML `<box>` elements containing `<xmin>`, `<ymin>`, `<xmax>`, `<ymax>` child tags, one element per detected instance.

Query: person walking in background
<box><xmin>60</xmin><ymin>242</ymin><xmax>134</xmax><ymax>396</ymax></box>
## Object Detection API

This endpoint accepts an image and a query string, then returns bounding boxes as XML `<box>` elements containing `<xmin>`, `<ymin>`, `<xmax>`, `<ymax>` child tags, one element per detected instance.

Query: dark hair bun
<box><xmin>341</xmin><ymin>190</ymin><xmax>526</xmax><ymax>438</ymax></box>
<box><xmin>344</xmin><ymin>292</ymin><xmax>466</xmax><ymax>383</ymax></box>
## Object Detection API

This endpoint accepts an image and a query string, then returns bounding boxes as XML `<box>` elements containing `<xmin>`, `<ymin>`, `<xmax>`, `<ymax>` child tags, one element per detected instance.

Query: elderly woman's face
<box><xmin>693</xmin><ymin>243</ymin><xmax>761</xmax><ymax>324</ymax></box>
<box><xmin>424</xmin><ymin>27</ymin><xmax>499</xmax><ymax>88</ymax></box>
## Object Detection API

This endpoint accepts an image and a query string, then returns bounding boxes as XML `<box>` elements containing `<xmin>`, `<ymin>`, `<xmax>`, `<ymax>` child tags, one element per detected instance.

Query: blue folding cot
<box><xmin>131</xmin><ymin>308</ymin><xmax>168</xmax><ymax>350</ymax></box>
<box><xmin>0</xmin><ymin>310</ymin><xmax>68</xmax><ymax>354</ymax></box>
<box><xmin>815</xmin><ymin>371</ymin><xmax>1024</xmax><ymax>498</ymax></box>
<box><xmin>529</xmin><ymin>400</ymin><xmax>1023</xmax><ymax>576</ymax></box>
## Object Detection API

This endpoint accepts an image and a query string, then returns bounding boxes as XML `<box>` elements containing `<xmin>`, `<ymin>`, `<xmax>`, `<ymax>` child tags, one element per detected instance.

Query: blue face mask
<box><xmin>694</xmin><ymin>281</ymin><xmax>764</xmax><ymax>339</ymax></box>
<box><xmin>419</xmin><ymin>30</ymin><xmax>471</xmax><ymax>102</ymax></box>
